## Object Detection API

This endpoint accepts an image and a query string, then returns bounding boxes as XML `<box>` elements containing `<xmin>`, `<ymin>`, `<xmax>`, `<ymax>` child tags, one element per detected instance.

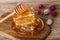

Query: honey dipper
<box><xmin>0</xmin><ymin>3</ymin><xmax>27</xmax><ymax>23</ymax></box>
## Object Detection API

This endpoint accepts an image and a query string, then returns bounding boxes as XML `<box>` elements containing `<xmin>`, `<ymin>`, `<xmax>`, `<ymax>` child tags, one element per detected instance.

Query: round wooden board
<box><xmin>0</xmin><ymin>13</ymin><xmax>51</xmax><ymax>40</ymax></box>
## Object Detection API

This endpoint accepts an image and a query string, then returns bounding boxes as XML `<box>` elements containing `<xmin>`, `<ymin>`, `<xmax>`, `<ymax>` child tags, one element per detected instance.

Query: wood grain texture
<box><xmin>0</xmin><ymin>0</ymin><xmax>60</xmax><ymax>40</ymax></box>
<box><xmin>0</xmin><ymin>0</ymin><xmax>60</xmax><ymax>3</ymax></box>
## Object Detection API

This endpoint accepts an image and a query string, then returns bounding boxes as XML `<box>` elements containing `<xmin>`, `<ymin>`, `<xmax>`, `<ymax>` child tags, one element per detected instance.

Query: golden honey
<box><xmin>12</xmin><ymin>9</ymin><xmax>44</xmax><ymax>35</ymax></box>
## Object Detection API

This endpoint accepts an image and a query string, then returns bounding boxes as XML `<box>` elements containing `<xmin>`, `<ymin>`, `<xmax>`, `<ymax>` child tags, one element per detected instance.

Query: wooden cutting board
<box><xmin>0</xmin><ymin>13</ymin><xmax>51</xmax><ymax>40</ymax></box>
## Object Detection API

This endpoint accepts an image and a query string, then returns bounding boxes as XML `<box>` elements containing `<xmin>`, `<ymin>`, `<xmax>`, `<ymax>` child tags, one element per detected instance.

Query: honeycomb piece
<box><xmin>13</xmin><ymin>8</ymin><xmax>44</xmax><ymax>35</ymax></box>
<box><xmin>13</xmin><ymin>9</ymin><xmax>37</xmax><ymax>25</ymax></box>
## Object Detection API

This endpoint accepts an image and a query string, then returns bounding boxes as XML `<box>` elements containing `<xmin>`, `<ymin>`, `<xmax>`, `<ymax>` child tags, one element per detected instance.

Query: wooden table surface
<box><xmin>0</xmin><ymin>0</ymin><xmax>60</xmax><ymax>40</ymax></box>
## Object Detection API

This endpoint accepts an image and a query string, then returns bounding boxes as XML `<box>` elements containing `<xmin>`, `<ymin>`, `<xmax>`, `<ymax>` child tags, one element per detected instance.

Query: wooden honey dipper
<box><xmin>0</xmin><ymin>3</ymin><xmax>27</xmax><ymax>23</ymax></box>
